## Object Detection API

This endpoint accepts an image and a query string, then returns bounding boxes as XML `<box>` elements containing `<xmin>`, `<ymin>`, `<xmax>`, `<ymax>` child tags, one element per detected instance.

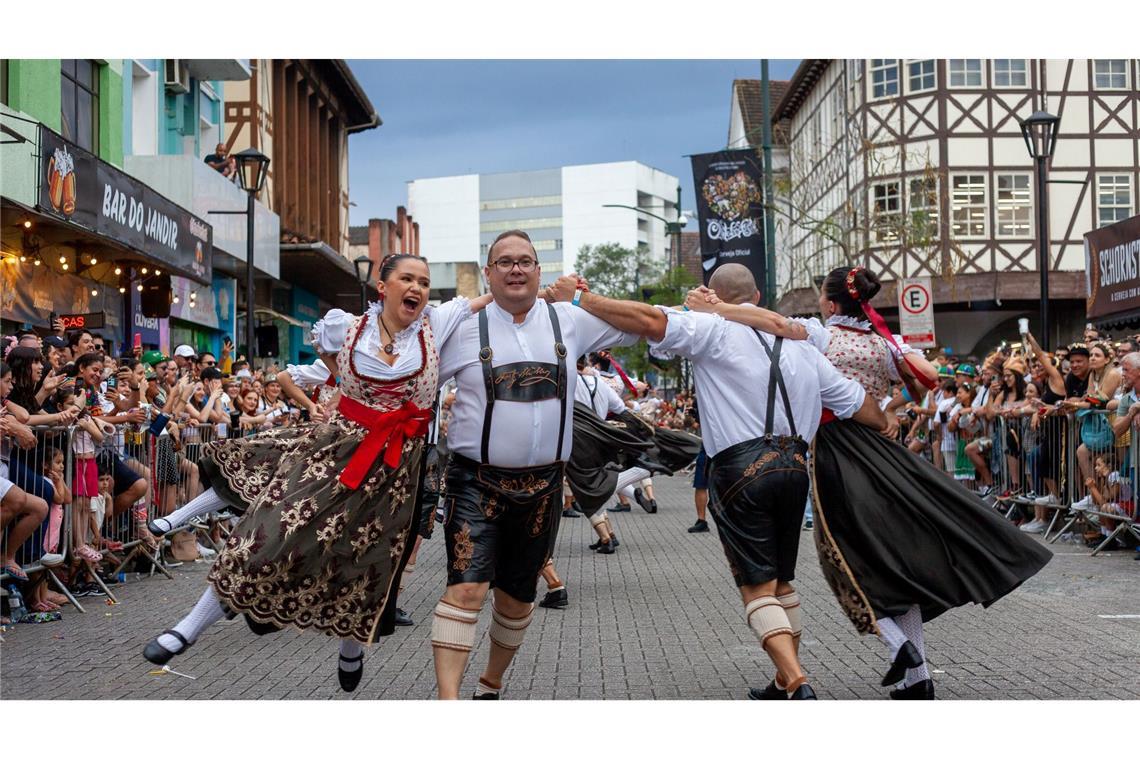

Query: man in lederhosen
<box><xmin>544</xmin><ymin>265</ymin><xmax>887</xmax><ymax>699</ymax></box>
<box><xmin>429</xmin><ymin>230</ymin><xmax>637</xmax><ymax>699</ymax></box>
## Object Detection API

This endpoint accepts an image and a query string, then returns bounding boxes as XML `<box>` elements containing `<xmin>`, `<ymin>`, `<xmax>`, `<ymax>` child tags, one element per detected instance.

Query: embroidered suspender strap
<box><xmin>755</xmin><ymin>332</ymin><xmax>797</xmax><ymax>438</ymax></box>
<box><xmin>548</xmin><ymin>303</ymin><xmax>569</xmax><ymax>462</ymax></box>
<box><xmin>478</xmin><ymin>310</ymin><xmax>495</xmax><ymax>464</ymax></box>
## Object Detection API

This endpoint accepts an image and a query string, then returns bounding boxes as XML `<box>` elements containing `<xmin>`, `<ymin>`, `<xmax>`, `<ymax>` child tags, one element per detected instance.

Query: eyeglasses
<box><xmin>489</xmin><ymin>257</ymin><xmax>537</xmax><ymax>273</ymax></box>
<box><xmin>201</xmin><ymin>361</ymin><xmax>216</xmax><ymax>367</ymax></box>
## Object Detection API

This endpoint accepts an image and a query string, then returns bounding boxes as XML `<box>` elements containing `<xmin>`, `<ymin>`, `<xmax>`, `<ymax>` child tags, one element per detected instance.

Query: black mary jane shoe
<box><xmin>472</xmin><ymin>691</ymin><xmax>500</xmax><ymax>700</ymax></box>
<box><xmin>596</xmin><ymin>540</ymin><xmax>616</xmax><ymax>555</ymax></box>
<box><xmin>338</xmin><ymin>653</ymin><xmax>365</xmax><ymax>693</ymax></box>
<box><xmin>881</xmin><ymin>641</ymin><xmax>923</xmax><ymax>687</ymax></box>
<box><xmin>146</xmin><ymin>517</ymin><xmax>173</xmax><ymax>537</ymax></box>
<box><xmin>647</xmin><ymin>498</ymin><xmax>658</xmax><ymax>514</ymax></box>
<box><xmin>889</xmin><ymin>678</ymin><xmax>935</xmax><ymax>700</ymax></box>
<box><xmin>589</xmin><ymin>535</ymin><xmax>620</xmax><ymax>550</ymax></box>
<box><xmin>748</xmin><ymin>680</ymin><xmax>787</xmax><ymax>700</ymax></box>
<box><xmin>789</xmin><ymin>683</ymin><xmax>817</xmax><ymax>700</ymax></box>
<box><xmin>143</xmin><ymin>629</ymin><xmax>191</xmax><ymax>666</ymax></box>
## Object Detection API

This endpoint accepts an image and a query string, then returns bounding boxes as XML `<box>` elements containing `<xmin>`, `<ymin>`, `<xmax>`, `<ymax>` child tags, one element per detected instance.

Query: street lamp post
<box><xmin>603</xmin><ymin>185</ymin><xmax>688</xmax><ymax>288</ymax></box>
<box><xmin>232</xmin><ymin>148</ymin><xmax>271</xmax><ymax>364</ymax></box>
<box><xmin>1019</xmin><ymin>110</ymin><xmax>1060</xmax><ymax>349</ymax></box>
<box><xmin>353</xmin><ymin>255</ymin><xmax>375</xmax><ymax>313</ymax></box>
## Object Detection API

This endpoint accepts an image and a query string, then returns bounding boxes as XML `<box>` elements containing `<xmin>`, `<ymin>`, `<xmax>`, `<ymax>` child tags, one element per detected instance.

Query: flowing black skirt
<box><xmin>811</xmin><ymin>419</ymin><xmax>1052</xmax><ymax>634</ymax></box>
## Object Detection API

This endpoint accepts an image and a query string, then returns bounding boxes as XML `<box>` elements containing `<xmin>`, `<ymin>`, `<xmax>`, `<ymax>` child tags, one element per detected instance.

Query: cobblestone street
<box><xmin>3</xmin><ymin>475</ymin><xmax>1139</xmax><ymax>700</ymax></box>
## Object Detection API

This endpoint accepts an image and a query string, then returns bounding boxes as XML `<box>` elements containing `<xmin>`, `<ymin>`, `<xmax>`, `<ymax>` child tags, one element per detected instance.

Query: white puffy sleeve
<box><xmin>285</xmin><ymin>360</ymin><xmax>332</xmax><ymax>390</ymax></box>
<box><xmin>310</xmin><ymin>309</ymin><xmax>355</xmax><ymax>354</ymax></box>
<box><xmin>426</xmin><ymin>296</ymin><xmax>472</xmax><ymax>347</ymax></box>
<box><xmin>793</xmin><ymin>317</ymin><xmax>830</xmax><ymax>353</ymax></box>
<box><xmin>885</xmin><ymin>334</ymin><xmax>919</xmax><ymax>382</ymax></box>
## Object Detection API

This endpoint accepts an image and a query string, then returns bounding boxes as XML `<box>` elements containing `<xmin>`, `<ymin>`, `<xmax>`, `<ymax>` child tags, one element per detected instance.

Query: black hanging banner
<box><xmin>690</xmin><ymin>149</ymin><xmax>766</xmax><ymax>292</ymax></box>
<box><xmin>37</xmin><ymin>125</ymin><xmax>213</xmax><ymax>285</ymax></box>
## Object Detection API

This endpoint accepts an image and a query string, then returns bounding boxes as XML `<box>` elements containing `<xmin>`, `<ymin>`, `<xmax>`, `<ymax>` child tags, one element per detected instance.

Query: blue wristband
<box><xmin>572</xmin><ymin>288</ymin><xmax>583</xmax><ymax>307</ymax></box>
<box><xmin>682</xmin><ymin>305</ymin><xmax>690</xmax><ymax>311</ymax></box>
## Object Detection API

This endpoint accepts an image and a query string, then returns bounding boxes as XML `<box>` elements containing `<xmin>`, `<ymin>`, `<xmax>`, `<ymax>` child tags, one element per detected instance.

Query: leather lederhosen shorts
<box><xmin>707</xmin><ymin>435</ymin><xmax>810</xmax><ymax>587</ymax></box>
<box><xmin>442</xmin><ymin>454</ymin><xmax>565</xmax><ymax>603</ymax></box>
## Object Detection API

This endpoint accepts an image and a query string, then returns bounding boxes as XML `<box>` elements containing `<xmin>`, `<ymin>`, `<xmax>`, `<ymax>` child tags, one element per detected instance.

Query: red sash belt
<box><xmin>820</xmin><ymin>408</ymin><xmax>838</xmax><ymax>425</ymax></box>
<box><xmin>337</xmin><ymin>395</ymin><xmax>431</xmax><ymax>489</ymax></box>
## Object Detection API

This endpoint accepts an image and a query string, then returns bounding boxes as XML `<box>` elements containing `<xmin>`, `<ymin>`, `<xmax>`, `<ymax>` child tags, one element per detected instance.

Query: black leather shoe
<box><xmin>596</xmin><ymin>540</ymin><xmax>616</xmax><ymax>554</ymax></box>
<box><xmin>146</xmin><ymin>517</ymin><xmax>172</xmax><ymax>537</ymax></box>
<box><xmin>648</xmin><ymin>498</ymin><xmax>658</xmax><ymax>514</ymax></box>
<box><xmin>688</xmin><ymin>519</ymin><xmax>709</xmax><ymax>533</ymax></box>
<box><xmin>539</xmin><ymin>588</ymin><xmax>569</xmax><ymax>609</ymax></box>
<box><xmin>633</xmin><ymin>488</ymin><xmax>652</xmax><ymax>513</ymax></box>
<box><xmin>143</xmin><ymin>629</ymin><xmax>190</xmax><ymax>666</ymax></box>
<box><xmin>609</xmin><ymin>503</ymin><xmax>631</xmax><ymax>513</ymax></box>
<box><xmin>394</xmin><ymin>608</ymin><xmax>413</xmax><ymax>626</ymax></box>
<box><xmin>747</xmin><ymin>680</ymin><xmax>786</xmax><ymax>700</ymax></box>
<box><xmin>789</xmin><ymin>683</ymin><xmax>817</xmax><ymax>700</ymax></box>
<box><xmin>881</xmin><ymin>641</ymin><xmax>923</xmax><ymax>686</ymax></box>
<box><xmin>561</xmin><ymin>508</ymin><xmax>581</xmax><ymax>518</ymax></box>
<box><xmin>889</xmin><ymin>678</ymin><xmax>935</xmax><ymax>700</ymax></box>
<box><xmin>338</xmin><ymin>653</ymin><xmax>364</xmax><ymax>693</ymax></box>
<box><xmin>472</xmin><ymin>691</ymin><xmax>500</xmax><ymax>700</ymax></box>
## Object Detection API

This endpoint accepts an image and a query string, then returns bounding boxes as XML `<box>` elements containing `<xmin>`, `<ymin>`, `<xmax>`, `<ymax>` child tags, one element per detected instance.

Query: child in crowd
<box><xmin>41</xmin><ymin>447</ymin><xmax>70</xmax><ymax>557</ymax></box>
<box><xmin>89</xmin><ymin>465</ymin><xmax>115</xmax><ymax>556</ymax></box>
<box><xmin>936</xmin><ymin>380</ymin><xmax>959</xmax><ymax>477</ymax></box>
<box><xmin>948</xmin><ymin>383</ymin><xmax>979</xmax><ymax>483</ymax></box>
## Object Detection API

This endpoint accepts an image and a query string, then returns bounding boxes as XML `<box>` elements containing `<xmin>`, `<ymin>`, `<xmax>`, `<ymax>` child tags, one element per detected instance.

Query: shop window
<box><xmin>995</xmin><ymin>173</ymin><xmax>1032</xmax><ymax>237</ymax></box>
<box><xmin>61</xmin><ymin>59</ymin><xmax>99</xmax><ymax>152</ymax></box>
<box><xmin>1097</xmin><ymin>175</ymin><xmax>1133</xmax><ymax>227</ymax></box>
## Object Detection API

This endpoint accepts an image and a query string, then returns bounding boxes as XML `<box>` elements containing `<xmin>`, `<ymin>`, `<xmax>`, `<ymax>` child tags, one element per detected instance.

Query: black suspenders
<box><xmin>752</xmin><ymin>331</ymin><xmax>797</xmax><ymax>439</ymax></box>
<box><xmin>478</xmin><ymin>303</ymin><xmax>569</xmax><ymax>464</ymax></box>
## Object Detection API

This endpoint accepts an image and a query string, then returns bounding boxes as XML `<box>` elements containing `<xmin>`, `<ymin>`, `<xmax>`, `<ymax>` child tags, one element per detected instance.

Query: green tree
<box><xmin>574</xmin><ymin>242</ymin><xmax>661</xmax><ymax>300</ymax></box>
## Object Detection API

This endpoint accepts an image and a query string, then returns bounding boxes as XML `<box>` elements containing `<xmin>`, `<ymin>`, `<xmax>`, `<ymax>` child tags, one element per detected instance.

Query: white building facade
<box><xmin>772</xmin><ymin>59</ymin><xmax>1140</xmax><ymax>353</ymax></box>
<box><xmin>408</xmin><ymin>161</ymin><xmax>680</xmax><ymax>287</ymax></box>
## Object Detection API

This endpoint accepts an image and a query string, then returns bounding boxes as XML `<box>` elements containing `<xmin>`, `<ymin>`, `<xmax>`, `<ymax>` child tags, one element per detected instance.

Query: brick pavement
<box><xmin>3</xmin><ymin>475</ymin><xmax>1138</xmax><ymax>700</ymax></box>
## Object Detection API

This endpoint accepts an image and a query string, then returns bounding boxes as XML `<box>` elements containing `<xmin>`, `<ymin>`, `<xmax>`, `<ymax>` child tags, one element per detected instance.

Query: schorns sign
<box><xmin>897</xmin><ymin>277</ymin><xmax>936</xmax><ymax>349</ymax></box>
<box><xmin>37</xmin><ymin>126</ymin><xmax>213</xmax><ymax>285</ymax></box>
<box><xmin>1085</xmin><ymin>214</ymin><xmax>1140</xmax><ymax>321</ymax></box>
<box><xmin>58</xmin><ymin>312</ymin><xmax>106</xmax><ymax>330</ymax></box>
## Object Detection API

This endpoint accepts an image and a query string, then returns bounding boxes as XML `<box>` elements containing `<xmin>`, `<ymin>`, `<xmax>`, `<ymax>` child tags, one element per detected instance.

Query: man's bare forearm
<box><xmin>578</xmin><ymin>292</ymin><xmax>668</xmax><ymax>341</ymax></box>
<box><xmin>708</xmin><ymin>303</ymin><xmax>807</xmax><ymax>340</ymax></box>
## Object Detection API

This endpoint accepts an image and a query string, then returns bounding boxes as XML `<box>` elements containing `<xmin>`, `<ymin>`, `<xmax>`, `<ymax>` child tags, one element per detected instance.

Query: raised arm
<box><xmin>684</xmin><ymin>288</ymin><xmax>808</xmax><ymax>341</ymax></box>
<box><xmin>1025</xmin><ymin>332</ymin><xmax>1065</xmax><ymax>396</ymax></box>
<box><xmin>544</xmin><ymin>275</ymin><xmax>667</xmax><ymax>340</ymax></box>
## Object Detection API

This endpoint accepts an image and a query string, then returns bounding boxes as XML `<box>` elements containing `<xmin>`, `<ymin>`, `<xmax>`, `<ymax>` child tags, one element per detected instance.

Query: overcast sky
<box><xmin>345</xmin><ymin>60</ymin><xmax>801</xmax><ymax>228</ymax></box>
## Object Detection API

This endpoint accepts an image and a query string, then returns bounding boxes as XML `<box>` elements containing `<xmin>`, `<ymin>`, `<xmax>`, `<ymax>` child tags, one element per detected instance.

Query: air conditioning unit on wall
<box><xmin>164</xmin><ymin>59</ymin><xmax>190</xmax><ymax>94</ymax></box>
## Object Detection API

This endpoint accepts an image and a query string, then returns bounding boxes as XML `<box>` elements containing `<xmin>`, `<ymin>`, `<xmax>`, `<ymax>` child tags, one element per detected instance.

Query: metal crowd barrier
<box><xmin>1</xmin><ymin>425</ymin><xmax>102</xmax><ymax>612</ymax></box>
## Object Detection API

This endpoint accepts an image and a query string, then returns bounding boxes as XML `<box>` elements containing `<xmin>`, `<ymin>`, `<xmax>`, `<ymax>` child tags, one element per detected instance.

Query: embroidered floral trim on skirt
<box><xmin>201</xmin><ymin>418</ymin><xmax>423</xmax><ymax>645</ymax></box>
<box><xmin>811</xmin><ymin>419</ymin><xmax>1052</xmax><ymax>635</ymax></box>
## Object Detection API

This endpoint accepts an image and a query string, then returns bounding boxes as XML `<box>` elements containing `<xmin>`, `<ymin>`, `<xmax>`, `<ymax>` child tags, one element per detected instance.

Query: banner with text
<box><xmin>897</xmin><ymin>276</ymin><xmax>936</xmax><ymax>349</ymax></box>
<box><xmin>1085</xmin><ymin>214</ymin><xmax>1140</xmax><ymax>321</ymax></box>
<box><xmin>690</xmin><ymin>149</ymin><xmax>766</xmax><ymax>293</ymax></box>
<box><xmin>37</xmin><ymin>126</ymin><xmax>213</xmax><ymax>285</ymax></box>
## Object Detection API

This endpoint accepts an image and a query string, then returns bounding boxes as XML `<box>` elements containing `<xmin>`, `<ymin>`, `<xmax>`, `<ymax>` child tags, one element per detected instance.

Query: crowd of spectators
<box><xmin>1</xmin><ymin>322</ymin><xmax>314</xmax><ymax>626</ymax></box>
<box><xmin>895</xmin><ymin>324</ymin><xmax>1140</xmax><ymax>554</ymax></box>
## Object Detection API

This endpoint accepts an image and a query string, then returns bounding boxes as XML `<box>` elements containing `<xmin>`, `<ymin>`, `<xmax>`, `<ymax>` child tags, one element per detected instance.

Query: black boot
<box><xmin>889</xmin><ymin>678</ymin><xmax>935</xmax><ymax>700</ymax></box>
<box><xmin>881</xmin><ymin>641</ymin><xmax>923</xmax><ymax>687</ymax></box>
<box><xmin>338</xmin><ymin>652</ymin><xmax>364</xmax><ymax>693</ymax></box>
<box><xmin>747</xmin><ymin>680</ymin><xmax>786</xmax><ymax>700</ymax></box>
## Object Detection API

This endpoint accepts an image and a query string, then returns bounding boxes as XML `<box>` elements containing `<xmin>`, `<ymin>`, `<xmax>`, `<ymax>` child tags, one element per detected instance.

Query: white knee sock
<box><xmin>339</xmin><ymin>639</ymin><xmax>364</xmax><ymax>672</ymax></box>
<box><xmin>158</xmin><ymin>586</ymin><xmax>227</xmax><ymax>652</ymax></box>
<box><xmin>894</xmin><ymin>605</ymin><xmax>930</xmax><ymax>686</ymax></box>
<box><xmin>615</xmin><ymin>467</ymin><xmax>651</xmax><ymax>494</ymax></box>
<box><xmin>877</xmin><ymin>616</ymin><xmax>908</xmax><ymax>661</ymax></box>
<box><xmin>155</xmin><ymin>488</ymin><xmax>226</xmax><ymax>531</ymax></box>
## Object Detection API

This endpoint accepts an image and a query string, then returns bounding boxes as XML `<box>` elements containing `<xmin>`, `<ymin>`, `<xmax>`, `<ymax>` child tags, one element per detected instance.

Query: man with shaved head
<box><xmin>544</xmin><ymin>265</ymin><xmax>888</xmax><ymax>699</ymax></box>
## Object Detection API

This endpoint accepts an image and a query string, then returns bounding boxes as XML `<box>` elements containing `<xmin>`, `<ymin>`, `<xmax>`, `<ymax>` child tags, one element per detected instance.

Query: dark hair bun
<box><xmin>852</xmin><ymin>268</ymin><xmax>882</xmax><ymax>302</ymax></box>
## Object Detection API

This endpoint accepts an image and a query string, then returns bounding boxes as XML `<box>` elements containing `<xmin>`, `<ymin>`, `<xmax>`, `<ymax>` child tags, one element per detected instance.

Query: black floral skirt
<box><xmin>201</xmin><ymin>418</ymin><xmax>423</xmax><ymax>644</ymax></box>
<box><xmin>811</xmin><ymin>419</ymin><xmax>1052</xmax><ymax>635</ymax></box>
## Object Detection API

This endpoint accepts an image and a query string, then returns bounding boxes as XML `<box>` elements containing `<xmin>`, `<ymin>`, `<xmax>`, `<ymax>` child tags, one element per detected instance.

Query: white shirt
<box><xmin>575</xmin><ymin>372</ymin><xmax>625</xmax><ymax>419</ymax></box>
<box><xmin>310</xmin><ymin>298</ymin><xmax>472</xmax><ymax>381</ymax></box>
<box><xmin>439</xmin><ymin>300</ymin><xmax>637</xmax><ymax>467</ymax></box>
<box><xmin>648</xmin><ymin>307</ymin><xmax>866</xmax><ymax>458</ymax></box>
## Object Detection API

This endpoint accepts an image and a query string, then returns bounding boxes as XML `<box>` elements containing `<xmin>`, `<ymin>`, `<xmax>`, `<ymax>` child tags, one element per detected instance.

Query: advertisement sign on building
<box><xmin>897</xmin><ymin>277</ymin><xmax>936</xmax><ymax>349</ymax></box>
<box><xmin>37</xmin><ymin>126</ymin><xmax>213</xmax><ymax>285</ymax></box>
<box><xmin>1085</xmin><ymin>214</ymin><xmax>1140</xmax><ymax>322</ymax></box>
<box><xmin>689</xmin><ymin>149</ymin><xmax>767</xmax><ymax>291</ymax></box>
